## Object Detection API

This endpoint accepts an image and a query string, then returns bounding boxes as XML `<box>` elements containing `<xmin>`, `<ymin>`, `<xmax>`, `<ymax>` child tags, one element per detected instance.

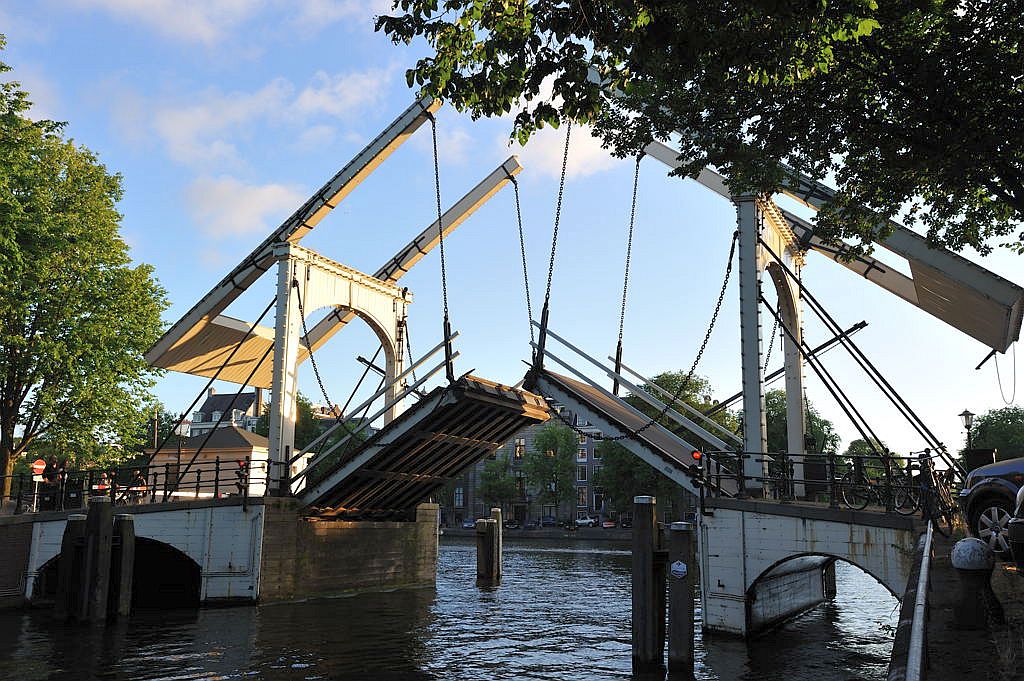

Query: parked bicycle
<box><xmin>839</xmin><ymin>454</ymin><xmax>919</xmax><ymax>515</ymax></box>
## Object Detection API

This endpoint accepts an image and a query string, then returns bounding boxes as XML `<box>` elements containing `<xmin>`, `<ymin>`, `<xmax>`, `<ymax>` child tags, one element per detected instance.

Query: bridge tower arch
<box><xmin>268</xmin><ymin>242</ymin><xmax>413</xmax><ymax>486</ymax></box>
<box><xmin>734</xmin><ymin>195</ymin><xmax>806</xmax><ymax>493</ymax></box>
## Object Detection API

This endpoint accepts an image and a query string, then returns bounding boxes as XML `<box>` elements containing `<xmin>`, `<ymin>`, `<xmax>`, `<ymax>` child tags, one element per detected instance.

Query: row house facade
<box><xmin>444</xmin><ymin>405</ymin><xmax>607</xmax><ymax>527</ymax></box>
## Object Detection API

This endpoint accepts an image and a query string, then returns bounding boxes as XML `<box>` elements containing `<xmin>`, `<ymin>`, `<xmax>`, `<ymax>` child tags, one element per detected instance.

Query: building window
<box><xmin>577</xmin><ymin>448</ymin><xmax>587</xmax><ymax>462</ymax></box>
<box><xmin>211</xmin><ymin>411</ymin><xmax>221</xmax><ymax>422</ymax></box>
<box><xmin>193</xmin><ymin>411</ymin><xmax>204</xmax><ymax>422</ymax></box>
<box><xmin>593</xmin><ymin>445</ymin><xmax>602</xmax><ymax>460</ymax></box>
<box><xmin>454</xmin><ymin>487</ymin><xmax>464</xmax><ymax>508</ymax></box>
<box><xmin>578</xmin><ymin>433</ymin><xmax>587</xmax><ymax>445</ymax></box>
<box><xmin>514</xmin><ymin>438</ymin><xmax>525</xmax><ymax>459</ymax></box>
<box><xmin>577</xmin><ymin>486</ymin><xmax>588</xmax><ymax>507</ymax></box>
<box><xmin>577</xmin><ymin>465</ymin><xmax>587</xmax><ymax>482</ymax></box>
<box><xmin>594</xmin><ymin>490</ymin><xmax>605</xmax><ymax>511</ymax></box>
<box><xmin>515</xmin><ymin>471</ymin><xmax>526</xmax><ymax>496</ymax></box>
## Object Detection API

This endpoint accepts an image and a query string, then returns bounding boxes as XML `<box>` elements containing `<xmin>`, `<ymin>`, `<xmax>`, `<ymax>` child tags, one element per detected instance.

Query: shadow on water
<box><xmin>0</xmin><ymin>539</ymin><xmax>896</xmax><ymax>681</ymax></box>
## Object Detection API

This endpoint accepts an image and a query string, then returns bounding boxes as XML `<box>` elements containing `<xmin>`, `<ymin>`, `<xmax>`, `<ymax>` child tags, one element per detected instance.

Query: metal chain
<box><xmin>428</xmin><ymin>115</ymin><xmax>450</xmax><ymax>322</ymax></box>
<box><xmin>543</xmin><ymin>121</ymin><xmax>573</xmax><ymax>308</ymax></box>
<box><xmin>541</xmin><ymin>229</ymin><xmax>739</xmax><ymax>443</ymax></box>
<box><xmin>404</xmin><ymin>316</ymin><xmax>418</xmax><ymax>383</ymax></box>
<box><xmin>762</xmin><ymin>314</ymin><xmax>780</xmax><ymax>373</ymax></box>
<box><xmin>293</xmin><ymin>279</ymin><xmax>337</xmax><ymax>413</ymax></box>
<box><xmin>617</xmin><ymin>155</ymin><xmax>642</xmax><ymax>347</ymax></box>
<box><xmin>510</xmin><ymin>175</ymin><xmax>534</xmax><ymax>344</ymax></box>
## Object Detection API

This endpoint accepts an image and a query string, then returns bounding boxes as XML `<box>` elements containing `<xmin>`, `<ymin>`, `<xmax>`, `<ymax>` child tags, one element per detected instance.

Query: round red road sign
<box><xmin>31</xmin><ymin>459</ymin><xmax>46</xmax><ymax>475</ymax></box>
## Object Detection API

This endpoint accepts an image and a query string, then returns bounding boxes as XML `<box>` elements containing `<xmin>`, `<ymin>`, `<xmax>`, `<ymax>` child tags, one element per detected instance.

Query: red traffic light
<box><xmin>691</xmin><ymin>450</ymin><xmax>703</xmax><ymax>461</ymax></box>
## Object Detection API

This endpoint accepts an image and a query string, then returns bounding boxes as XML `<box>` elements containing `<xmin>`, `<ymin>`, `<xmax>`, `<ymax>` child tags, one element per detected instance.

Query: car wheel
<box><xmin>971</xmin><ymin>498</ymin><xmax>1013</xmax><ymax>554</ymax></box>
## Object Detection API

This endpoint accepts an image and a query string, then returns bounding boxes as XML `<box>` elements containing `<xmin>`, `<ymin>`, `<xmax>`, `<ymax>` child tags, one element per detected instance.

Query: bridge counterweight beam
<box><xmin>735</xmin><ymin>196</ymin><xmax>767</xmax><ymax>490</ymax></box>
<box><xmin>268</xmin><ymin>250</ymin><xmax>305</xmax><ymax>491</ymax></box>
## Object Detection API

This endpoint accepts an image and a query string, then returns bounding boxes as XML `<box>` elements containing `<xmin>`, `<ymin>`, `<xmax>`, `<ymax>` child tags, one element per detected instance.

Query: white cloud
<box><xmin>501</xmin><ymin>124</ymin><xmax>617</xmax><ymax>181</ymax></box>
<box><xmin>152</xmin><ymin>78</ymin><xmax>293</xmax><ymax>165</ymax></box>
<box><xmin>294</xmin><ymin>68</ymin><xmax>393</xmax><ymax>117</ymax></box>
<box><xmin>9</xmin><ymin>65</ymin><xmax>61</xmax><ymax>121</ymax></box>
<box><xmin>412</xmin><ymin>123</ymin><xmax>475</xmax><ymax>166</ymax></box>
<box><xmin>68</xmin><ymin>0</ymin><xmax>258</xmax><ymax>45</ymax></box>
<box><xmin>296</xmin><ymin>124</ymin><xmax>338</xmax><ymax>149</ymax></box>
<box><xmin>186</xmin><ymin>176</ymin><xmax>305</xmax><ymax>237</ymax></box>
<box><xmin>290</xmin><ymin>0</ymin><xmax>393</xmax><ymax>29</ymax></box>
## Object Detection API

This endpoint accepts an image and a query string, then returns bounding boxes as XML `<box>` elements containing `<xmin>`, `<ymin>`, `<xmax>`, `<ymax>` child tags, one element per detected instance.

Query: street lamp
<box><xmin>959</xmin><ymin>409</ymin><xmax>975</xmax><ymax>449</ymax></box>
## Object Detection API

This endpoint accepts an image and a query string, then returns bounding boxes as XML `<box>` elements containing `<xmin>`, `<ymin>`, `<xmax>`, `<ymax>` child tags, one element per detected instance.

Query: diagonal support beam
<box><xmin>301</xmin><ymin>155</ymin><xmax>523</xmax><ymax>353</ymax></box>
<box><xmin>147</xmin><ymin>95</ymin><xmax>441</xmax><ymax>367</ymax></box>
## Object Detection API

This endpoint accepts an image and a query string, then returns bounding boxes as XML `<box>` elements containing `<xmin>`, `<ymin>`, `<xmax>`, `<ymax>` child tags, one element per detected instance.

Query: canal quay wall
<box><xmin>0</xmin><ymin>498</ymin><xmax>440</xmax><ymax>609</ymax></box>
<box><xmin>259</xmin><ymin>499</ymin><xmax>439</xmax><ymax>601</ymax></box>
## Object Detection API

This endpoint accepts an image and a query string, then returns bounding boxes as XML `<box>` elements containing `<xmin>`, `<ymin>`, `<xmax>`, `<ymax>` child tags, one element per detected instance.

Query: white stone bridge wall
<box><xmin>700</xmin><ymin>499</ymin><xmax>921</xmax><ymax>636</ymax></box>
<box><xmin>21</xmin><ymin>498</ymin><xmax>266</xmax><ymax>604</ymax></box>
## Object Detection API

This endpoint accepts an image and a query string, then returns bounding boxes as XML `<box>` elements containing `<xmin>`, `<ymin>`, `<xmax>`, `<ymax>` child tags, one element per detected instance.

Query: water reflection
<box><xmin>0</xmin><ymin>538</ymin><xmax>896</xmax><ymax>681</ymax></box>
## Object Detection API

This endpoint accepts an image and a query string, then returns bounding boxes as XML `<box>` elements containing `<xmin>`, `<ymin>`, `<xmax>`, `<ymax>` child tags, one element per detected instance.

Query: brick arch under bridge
<box><xmin>700</xmin><ymin>498</ymin><xmax>922</xmax><ymax>636</ymax></box>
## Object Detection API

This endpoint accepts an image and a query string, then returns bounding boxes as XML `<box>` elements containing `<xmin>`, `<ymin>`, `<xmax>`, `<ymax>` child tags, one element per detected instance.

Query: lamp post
<box><xmin>959</xmin><ymin>409</ymin><xmax>975</xmax><ymax>450</ymax></box>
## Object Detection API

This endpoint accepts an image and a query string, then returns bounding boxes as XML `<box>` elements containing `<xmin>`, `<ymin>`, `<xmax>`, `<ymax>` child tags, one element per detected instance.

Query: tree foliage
<box><xmin>968</xmin><ymin>406</ymin><xmax>1024</xmax><ymax>462</ymax></box>
<box><xmin>592</xmin><ymin>371</ymin><xmax>729</xmax><ymax>515</ymax></box>
<box><xmin>522</xmin><ymin>422</ymin><xmax>575</xmax><ymax>512</ymax></box>
<box><xmin>0</xmin><ymin>42</ymin><xmax>168</xmax><ymax>491</ymax></box>
<box><xmin>764</xmin><ymin>389</ymin><xmax>841</xmax><ymax>454</ymax></box>
<box><xmin>379</xmin><ymin>2</ymin><xmax>1024</xmax><ymax>253</ymax></box>
<box><xmin>478</xmin><ymin>452</ymin><xmax>518</xmax><ymax>511</ymax></box>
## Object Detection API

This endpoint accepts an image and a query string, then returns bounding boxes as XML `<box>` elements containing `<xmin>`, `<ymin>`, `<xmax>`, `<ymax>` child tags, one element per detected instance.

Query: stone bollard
<box><xmin>476</xmin><ymin>518</ymin><xmax>500</xmax><ymax>586</ymax></box>
<box><xmin>667</xmin><ymin>521</ymin><xmax>696</xmax><ymax>678</ymax></box>
<box><xmin>951</xmin><ymin>537</ymin><xmax>1005</xmax><ymax>629</ymax></box>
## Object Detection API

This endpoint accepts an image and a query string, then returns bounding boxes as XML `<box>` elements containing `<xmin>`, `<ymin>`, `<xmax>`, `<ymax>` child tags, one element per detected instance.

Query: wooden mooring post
<box><xmin>667</xmin><ymin>521</ymin><xmax>696</xmax><ymax>678</ymax></box>
<box><xmin>632</xmin><ymin>495</ymin><xmax>666</xmax><ymax>673</ymax></box>
<box><xmin>476</xmin><ymin>517</ymin><xmax>500</xmax><ymax>586</ymax></box>
<box><xmin>490</xmin><ymin>507</ymin><xmax>503</xmax><ymax>583</ymax></box>
<box><xmin>55</xmin><ymin>499</ymin><xmax>135</xmax><ymax>623</ymax></box>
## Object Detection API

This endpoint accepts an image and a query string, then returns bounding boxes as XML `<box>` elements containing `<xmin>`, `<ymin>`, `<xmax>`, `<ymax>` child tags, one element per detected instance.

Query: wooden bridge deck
<box><xmin>299</xmin><ymin>375</ymin><xmax>549</xmax><ymax>519</ymax></box>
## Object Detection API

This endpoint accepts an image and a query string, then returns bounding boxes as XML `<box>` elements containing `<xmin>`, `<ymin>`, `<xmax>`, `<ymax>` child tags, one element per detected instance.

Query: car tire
<box><xmin>970</xmin><ymin>496</ymin><xmax>1014</xmax><ymax>554</ymax></box>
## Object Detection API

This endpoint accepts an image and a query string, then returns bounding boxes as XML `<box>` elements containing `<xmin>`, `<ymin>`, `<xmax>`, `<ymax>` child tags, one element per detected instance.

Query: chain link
<box><xmin>543</xmin><ymin>122</ymin><xmax>572</xmax><ymax>309</ymax></box>
<box><xmin>617</xmin><ymin>155</ymin><xmax>642</xmax><ymax>347</ymax></box>
<box><xmin>428</xmin><ymin>115</ymin><xmax>450</xmax><ymax>322</ymax></box>
<box><xmin>510</xmin><ymin>176</ymin><xmax>534</xmax><ymax>344</ymax></box>
<box><xmin>538</xmin><ymin>229</ymin><xmax>739</xmax><ymax>443</ymax></box>
<box><xmin>762</xmin><ymin>313</ymin><xmax>780</xmax><ymax>373</ymax></box>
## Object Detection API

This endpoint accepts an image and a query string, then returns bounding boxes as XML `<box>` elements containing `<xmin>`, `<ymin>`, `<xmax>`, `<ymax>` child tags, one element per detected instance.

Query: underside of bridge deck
<box><xmin>299</xmin><ymin>376</ymin><xmax>549</xmax><ymax>519</ymax></box>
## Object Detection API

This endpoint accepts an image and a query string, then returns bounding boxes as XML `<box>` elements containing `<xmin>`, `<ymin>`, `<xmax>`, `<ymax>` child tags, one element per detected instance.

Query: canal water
<box><xmin>0</xmin><ymin>538</ymin><xmax>898</xmax><ymax>680</ymax></box>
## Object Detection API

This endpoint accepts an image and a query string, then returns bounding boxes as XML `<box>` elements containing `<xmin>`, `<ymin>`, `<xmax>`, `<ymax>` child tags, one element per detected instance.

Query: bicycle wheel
<box><xmin>840</xmin><ymin>471</ymin><xmax>870</xmax><ymax>510</ymax></box>
<box><xmin>892</xmin><ymin>475</ymin><xmax>921</xmax><ymax>516</ymax></box>
<box><xmin>921</xmin><ymin>491</ymin><xmax>952</xmax><ymax>537</ymax></box>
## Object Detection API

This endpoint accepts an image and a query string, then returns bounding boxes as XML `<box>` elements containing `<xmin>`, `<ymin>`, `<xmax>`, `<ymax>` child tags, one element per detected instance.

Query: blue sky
<box><xmin>2</xmin><ymin>0</ymin><xmax>1021</xmax><ymax>459</ymax></box>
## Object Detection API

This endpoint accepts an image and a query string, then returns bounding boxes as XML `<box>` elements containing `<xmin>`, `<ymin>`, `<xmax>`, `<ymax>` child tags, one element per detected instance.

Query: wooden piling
<box><xmin>490</xmin><ymin>508</ymin><xmax>503</xmax><ymax>583</ymax></box>
<box><xmin>110</xmin><ymin>514</ymin><xmax>135</xmax><ymax>617</ymax></box>
<box><xmin>55</xmin><ymin>514</ymin><xmax>87</xmax><ymax>620</ymax></box>
<box><xmin>475</xmin><ymin>518</ymin><xmax>499</xmax><ymax>586</ymax></box>
<box><xmin>83</xmin><ymin>496</ymin><xmax>113</xmax><ymax>622</ymax></box>
<box><xmin>667</xmin><ymin>521</ymin><xmax>696</xmax><ymax>677</ymax></box>
<box><xmin>632</xmin><ymin>495</ymin><xmax>664</xmax><ymax>672</ymax></box>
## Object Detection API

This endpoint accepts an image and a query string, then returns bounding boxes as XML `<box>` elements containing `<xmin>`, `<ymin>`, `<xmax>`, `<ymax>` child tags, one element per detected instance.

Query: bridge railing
<box><xmin>700</xmin><ymin>449</ymin><xmax>957</xmax><ymax>518</ymax></box>
<box><xmin>0</xmin><ymin>457</ymin><xmax>270</xmax><ymax>515</ymax></box>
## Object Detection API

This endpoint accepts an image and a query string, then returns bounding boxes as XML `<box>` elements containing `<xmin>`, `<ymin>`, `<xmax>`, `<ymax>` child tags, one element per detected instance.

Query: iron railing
<box><xmin>0</xmin><ymin>457</ymin><xmax>269</xmax><ymax>515</ymax></box>
<box><xmin>699</xmin><ymin>449</ymin><xmax>957</xmax><ymax>523</ymax></box>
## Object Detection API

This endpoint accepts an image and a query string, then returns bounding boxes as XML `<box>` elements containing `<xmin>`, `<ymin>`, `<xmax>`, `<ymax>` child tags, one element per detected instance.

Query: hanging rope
<box><xmin>532</xmin><ymin>121</ymin><xmax>573</xmax><ymax>372</ymax></box>
<box><xmin>427</xmin><ymin>113</ymin><xmax>456</xmax><ymax>382</ymax></box>
<box><xmin>509</xmin><ymin>174</ymin><xmax>534</xmax><ymax>346</ymax></box>
<box><xmin>613</xmin><ymin>155</ymin><xmax>643</xmax><ymax>395</ymax></box>
<box><xmin>995</xmin><ymin>342</ymin><xmax>1018</xmax><ymax>405</ymax></box>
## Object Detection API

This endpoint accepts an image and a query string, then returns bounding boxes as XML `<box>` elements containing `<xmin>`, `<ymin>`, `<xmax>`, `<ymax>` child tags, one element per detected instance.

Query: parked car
<box><xmin>461</xmin><ymin>520</ymin><xmax>477</xmax><ymax>530</ymax></box>
<box><xmin>619</xmin><ymin>516</ymin><xmax>633</xmax><ymax>529</ymax></box>
<box><xmin>575</xmin><ymin>516</ymin><xmax>598</xmax><ymax>528</ymax></box>
<box><xmin>540</xmin><ymin>515</ymin><xmax>558</xmax><ymax>527</ymax></box>
<box><xmin>504</xmin><ymin>520</ymin><xmax>521</xmax><ymax>530</ymax></box>
<box><xmin>958</xmin><ymin>457</ymin><xmax>1024</xmax><ymax>553</ymax></box>
<box><xmin>601</xmin><ymin>519</ymin><xmax>617</xmax><ymax>529</ymax></box>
